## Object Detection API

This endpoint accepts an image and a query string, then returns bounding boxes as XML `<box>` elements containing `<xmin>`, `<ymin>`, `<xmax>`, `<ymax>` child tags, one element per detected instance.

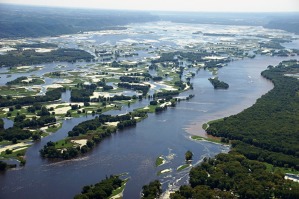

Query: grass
<box><xmin>177</xmin><ymin>164</ymin><xmax>190</xmax><ymax>171</ymax></box>
<box><xmin>46</xmin><ymin>122</ymin><xmax>62</xmax><ymax>133</ymax></box>
<box><xmin>55</xmin><ymin>103</ymin><xmax>119</xmax><ymax>118</ymax></box>
<box><xmin>0</xmin><ymin>87</ymin><xmax>39</xmax><ymax>97</ymax></box>
<box><xmin>202</xmin><ymin>118</ymin><xmax>225</xmax><ymax>131</ymax></box>
<box><xmin>41</xmin><ymin>132</ymin><xmax>49</xmax><ymax>137</ymax></box>
<box><xmin>207</xmin><ymin>118</ymin><xmax>224</xmax><ymax>125</ymax></box>
<box><xmin>0</xmin><ymin>147</ymin><xmax>28</xmax><ymax>159</ymax></box>
<box><xmin>191</xmin><ymin>135</ymin><xmax>222</xmax><ymax>144</ymax></box>
<box><xmin>202</xmin><ymin>123</ymin><xmax>208</xmax><ymax>130</ymax></box>
<box><xmin>0</xmin><ymin>140</ymin><xmax>12</xmax><ymax>145</ymax></box>
<box><xmin>134</xmin><ymin>105</ymin><xmax>156</xmax><ymax>113</ymax></box>
<box><xmin>5</xmin><ymin>66</ymin><xmax>41</xmax><ymax>74</ymax></box>
<box><xmin>105</xmin><ymin>78</ymin><xmax>121</xmax><ymax>83</ymax></box>
<box><xmin>265</xmin><ymin>162</ymin><xmax>299</xmax><ymax>175</ymax></box>
<box><xmin>109</xmin><ymin>178</ymin><xmax>129</xmax><ymax>198</ymax></box>
<box><xmin>155</xmin><ymin>156</ymin><xmax>164</xmax><ymax>167</ymax></box>
<box><xmin>0</xmin><ymin>108</ymin><xmax>35</xmax><ymax>120</ymax></box>
<box><xmin>54</xmin><ymin>139</ymin><xmax>74</xmax><ymax>149</ymax></box>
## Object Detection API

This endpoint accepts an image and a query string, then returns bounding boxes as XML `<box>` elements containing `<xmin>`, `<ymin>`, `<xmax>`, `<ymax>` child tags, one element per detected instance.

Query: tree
<box><xmin>185</xmin><ymin>150</ymin><xmax>193</xmax><ymax>161</ymax></box>
<box><xmin>80</xmin><ymin>145</ymin><xmax>89</xmax><ymax>154</ymax></box>
<box><xmin>32</xmin><ymin>134</ymin><xmax>41</xmax><ymax>141</ymax></box>
<box><xmin>142</xmin><ymin>180</ymin><xmax>162</xmax><ymax>199</ymax></box>
<box><xmin>86</xmin><ymin>140</ymin><xmax>94</xmax><ymax>148</ymax></box>
<box><xmin>0</xmin><ymin>161</ymin><xmax>7</xmax><ymax>171</ymax></box>
<box><xmin>12</xmin><ymin>138</ymin><xmax>18</xmax><ymax>144</ymax></box>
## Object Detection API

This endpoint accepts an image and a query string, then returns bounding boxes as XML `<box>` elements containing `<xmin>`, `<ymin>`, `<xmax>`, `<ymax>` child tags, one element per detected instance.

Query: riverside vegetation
<box><xmin>207</xmin><ymin>60</ymin><xmax>299</xmax><ymax>169</ymax></box>
<box><xmin>171</xmin><ymin>60</ymin><xmax>299</xmax><ymax>198</ymax></box>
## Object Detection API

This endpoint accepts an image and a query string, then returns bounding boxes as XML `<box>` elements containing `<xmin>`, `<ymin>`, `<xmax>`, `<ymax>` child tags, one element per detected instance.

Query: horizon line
<box><xmin>1</xmin><ymin>3</ymin><xmax>299</xmax><ymax>14</ymax></box>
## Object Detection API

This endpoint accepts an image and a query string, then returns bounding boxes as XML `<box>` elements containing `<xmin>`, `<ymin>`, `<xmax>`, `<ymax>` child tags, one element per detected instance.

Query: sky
<box><xmin>0</xmin><ymin>0</ymin><xmax>299</xmax><ymax>12</ymax></box>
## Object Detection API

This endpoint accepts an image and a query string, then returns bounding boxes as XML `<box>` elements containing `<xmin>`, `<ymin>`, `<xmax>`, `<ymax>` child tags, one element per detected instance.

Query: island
<box><xmin>74</xmin><ymin>175</ymin><xmax>128</xmax><ymax>199</ymax></box>
<box><xmin>208</xmin><ymin>77</ymin><xmax>229</xmax><ymax>89</ymax></box>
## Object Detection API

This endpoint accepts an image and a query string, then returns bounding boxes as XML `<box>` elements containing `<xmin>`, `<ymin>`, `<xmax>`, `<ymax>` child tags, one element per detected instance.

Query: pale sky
<box><xmin>1</xmin><ymin>0</ymin><xmax>299</xmax><ymax>12</ymax></box>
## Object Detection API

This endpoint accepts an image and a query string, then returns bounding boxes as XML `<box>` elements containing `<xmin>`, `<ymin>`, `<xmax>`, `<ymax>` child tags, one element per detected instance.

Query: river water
<box><xmin>0</xmin><ymin>21</ymin><xmax>299</xmax><ymax>198</ymax></box>
<box><xmin>1</xmin><ymin>54</ymin><xmax>297</xmax><ymax>199</ymax></box>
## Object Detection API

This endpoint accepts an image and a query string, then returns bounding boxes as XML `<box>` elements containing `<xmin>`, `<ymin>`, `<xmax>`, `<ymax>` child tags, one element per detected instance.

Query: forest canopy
<box><xmin>207</xmin><ymin>60</ymin><xmax>299</xmax><ymax>169</ymax></box>
<box><xmin>171</xmin><ymin>152</ymin><xmax>299</xmax><ymax>199</ymax></box>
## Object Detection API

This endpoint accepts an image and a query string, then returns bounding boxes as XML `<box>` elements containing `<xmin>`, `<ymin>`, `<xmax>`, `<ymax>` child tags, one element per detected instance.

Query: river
<box><xmin>0</xmin><ymin>21</ymin><xmax>299</xmax><ymax>198</ymax></box>
<box><xmin>1</xmin><ymin>54</ymin><xmax>298</xmax><ymax>198</ymax></box>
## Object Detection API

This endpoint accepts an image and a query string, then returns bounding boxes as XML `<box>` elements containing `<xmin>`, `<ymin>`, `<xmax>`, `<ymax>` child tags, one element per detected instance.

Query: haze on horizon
<box><xmin>0</xmin><ymin>0</ymin><xmax>299</xmax><ymax>12</ymax></box>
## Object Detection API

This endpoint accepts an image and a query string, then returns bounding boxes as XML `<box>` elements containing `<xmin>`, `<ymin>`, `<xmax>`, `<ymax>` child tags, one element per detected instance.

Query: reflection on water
<box><xmin>2</xmin><ymin>118</ymin><xmax>13</xmax><ymax>129</ymax></box>
<box><xmin>60</xmin><ymin>89</ymin><xmax>71</xmax><ymax>103</ymax></box>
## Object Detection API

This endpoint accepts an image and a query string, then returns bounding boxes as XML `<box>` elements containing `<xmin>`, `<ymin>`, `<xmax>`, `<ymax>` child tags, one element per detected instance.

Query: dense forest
<box><xmin>74</xmin><ymin>175</ymin><xmax>123</xmax><ymax>199</ymax></box>
<box><xmin>0</xmin><ymin>4</ymin><xmax>159</xmax><ymax>38</ymax></box>
<box><xmin>171</xmin><ymin>153</ymin><xmax>299</xmax><ymax>199</ymax></box>
<box><xmin>207</xmin><ymin>60</ymin><xmax>299</xmax><ymax>169</ymax></box>
<box><xmin>264</xmin><ymin>16</ymin><xmax>299</xmax><ymax>34</ymax></box>
<box><xmin>71</xmin><ymin>88</ymin><xmax>95</xmax><ymax>102</ymax></box>
<box><xmin>0</xmin><ymin>48</ymin><xmax>94</xmax><ymax>67</ymax></box>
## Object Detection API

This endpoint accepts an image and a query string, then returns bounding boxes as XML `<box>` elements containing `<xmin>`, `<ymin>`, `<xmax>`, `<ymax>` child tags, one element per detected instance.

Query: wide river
<box><xmin>0</xmin><ymin>21</ymin><xmax>298</xmax><ymax>198</ymax></box>
<box><xmin>1</xmin><ymin>54</ymin><xmax>298</xmax><ymax>198</ymax></box>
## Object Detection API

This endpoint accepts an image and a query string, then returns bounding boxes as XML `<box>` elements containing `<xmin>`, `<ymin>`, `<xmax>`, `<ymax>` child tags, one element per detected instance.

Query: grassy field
<box><xmin>0</xmin><ymin>86</ymin><xmax>39</xmax><ymax>97</ymax></box>
<box><xmin>202</xmin><ymin>118</ymin><xmax>225</xmax><ymax>130</ymax></box>
<box><xmin>177</xmin><ymin>164</ymin><xmax>190</xmax><ymax>171</ymax></box>
<box><xmin>191</xmin><ymin>135</ymin><xmax>222</xmax><ymax>144</ymax></box>
<box><xmin>0</xmin><ymin>147</ymin><xmax>28</xmax><ymax>165</ymax></box>
<box><xmin>54</xmin><ymin>139</ymin><xmax>74</xmax><ymax>149</ymax></box>
<box><xmin>265</xmin><ymin>162</ymin><xmax>299</xmax><ymax>175</ymax></box>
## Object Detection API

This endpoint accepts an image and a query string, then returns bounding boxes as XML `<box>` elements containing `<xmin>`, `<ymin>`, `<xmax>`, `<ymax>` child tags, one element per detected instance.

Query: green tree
<box><xmin>185</xmin><ymin>150</ymin><xmax>193</xmax><ymax>161</ymax></box>
<box><xmin>142</xmin><ymin>180</ymin><xmax>162</xmax><ymax>199</ymax></box>
<box><xmin>0</xmin><ymin>161</ymin><xmax>7</xmax><ymax>171</ymax></box>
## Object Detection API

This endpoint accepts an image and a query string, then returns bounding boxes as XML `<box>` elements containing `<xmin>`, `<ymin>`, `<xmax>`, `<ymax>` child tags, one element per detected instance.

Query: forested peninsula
<box><xmin>207</xmin><ymin>60</ymin><xmax>299</xmax><ymax>169</ymax></box>
<box><xmin>171</xmin><ymin>60</ymin><xmax>299</xmax><ymax>198</ymax></box>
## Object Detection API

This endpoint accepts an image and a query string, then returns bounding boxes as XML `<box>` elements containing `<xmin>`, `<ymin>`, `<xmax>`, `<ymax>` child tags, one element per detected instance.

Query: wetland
<box><xmin>0</xmin><ymin>21</ymin><xmax>299</xmax><ymax>198</ymax></box>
